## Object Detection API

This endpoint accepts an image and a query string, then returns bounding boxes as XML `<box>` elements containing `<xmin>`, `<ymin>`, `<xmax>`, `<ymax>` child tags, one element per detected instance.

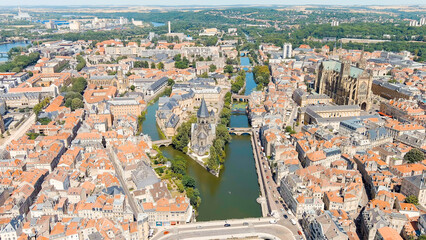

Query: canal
<box><xmin>0</xmin><ymin>41</ymin><xmax>29</xmax><ymax>62</ymax></box>
<box><xmin>142</xmin><ymin>71</ymin><xmax>261</xmax><ymax>221</ymax></box>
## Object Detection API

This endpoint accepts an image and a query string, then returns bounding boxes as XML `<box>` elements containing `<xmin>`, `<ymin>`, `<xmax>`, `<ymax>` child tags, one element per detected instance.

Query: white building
<box><xmin>283</xmin><ymin>43</ymin><xmax>292</xmax><ymax>59</ymax></box>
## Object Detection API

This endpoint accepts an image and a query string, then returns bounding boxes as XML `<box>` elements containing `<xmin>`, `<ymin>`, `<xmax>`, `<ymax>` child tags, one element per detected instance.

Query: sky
<box><xmin>3</xmin><ymin>0</ymin><xmax>426</xmax><ymax>6</ymax></box>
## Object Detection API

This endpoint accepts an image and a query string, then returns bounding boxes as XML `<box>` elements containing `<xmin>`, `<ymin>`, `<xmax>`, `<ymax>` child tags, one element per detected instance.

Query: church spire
<box><xmin>197</xmin><ymin>98</ymin><xmax>209</xmax><ymax>118</ymax></box>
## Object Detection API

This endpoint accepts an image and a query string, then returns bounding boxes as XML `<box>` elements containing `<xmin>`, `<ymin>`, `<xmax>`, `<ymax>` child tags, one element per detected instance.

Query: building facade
<box><xmin>315</xmin><ymin>60</ymin><xmax>373</xmax><ymax>110</ymax></box>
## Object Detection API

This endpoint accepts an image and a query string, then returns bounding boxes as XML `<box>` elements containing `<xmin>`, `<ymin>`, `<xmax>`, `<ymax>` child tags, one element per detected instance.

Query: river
<box><xmin>142</xmin><ymin>79</ymin><xmax>261</xmax><ymax>221</ymax></box>
<box><xmin>240</xmin><ymin>57</ymin><xmax>256</xmax><ymax>95</ymax></box>
<box><xmin>0</xmin><ymin>41</ymin><xmax>29</xmax><ymax>62</ymax></box>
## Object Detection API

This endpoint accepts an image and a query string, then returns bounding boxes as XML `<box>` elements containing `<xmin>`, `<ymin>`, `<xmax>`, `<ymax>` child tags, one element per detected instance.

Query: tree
<box><xmin>207</xmin><ymin>146</ymin><xmax>219</xmax><ymax>171</ymax></box>
<box><xmin>209</xmin><ymin>64</ymin><xmax>217</xmax><ymax>72</ymax></box>
<box><xmin>404</xmin><ymin>148</ymin><xmax>425</xmax><ymax>163</ymax></box>
<box><xmin>71</xmin><ymin>77</ymin><xmax>88</xmax><ymax>93</ymax></box>
<box><xmin>285</xmin><ymin>126</ymin><xmax>296</xmax><ymax>134</ymax></box>
<box><xmin>167</xmin><ymin>78</ymin><xmax>175</xmax><ymax>86</ymax></box>
<box><xmin>186</xmin><ymin>187</ymin><xmax>201</xmax><ymax>208</ymax></box>
<box><xmin>172</xmin><ymin>116</ymin><xmax>196</xmax><ymax>151</ymax></box>
<box><xmin>253</xmin><ymin>65</ymin><xmax>270</xmax><ymax>87</ymax></box>
<box><xmin>171</xmin><ymin>157</ymin><xmax>186</xmax><ymax>175</ymax></box>
<box><xmin>150</xmin><ymin>62</ymin><xmax>156</xmax><ymax>69</ymax></box>
<box><xmin>71</xmin><ymin>98</ymin><xmax>84</xmax><ymax>111</ymax></box>
<box><xmin>76</xmin><ymin>55</ymin><xmax>86</xmax><ymax>71</ymax></box>
<box><xmin>200</xmin><ymin>72</ymin><xmax>209</xmax><ymax>78</ymax></box>
<box><xmin>157</xmin><ymin>62</ymin><xmax>164</xmax><ymax>70</ymax></box>
<box><xmin>130</xmin><ymin>85</ymin><xmax>135</xmax><ymax>91</ymax></box>
<box><xmin>224</xmin><ymin>65</ymin><xmax>233</xmax><ymax>74</ymax></box>
<box><xmin>405</xmin><ymin>195</ymin><xmax>419</xmax><ymax>205</ymax></box>
<box><xmin>65</xmin><ymin>98</ymin><xmax>73</xmax><ymax>108</ymax></box>
<box><xmin>182</xmin><ymin>175</ymin><xmax>196</xmax><ymax>188</ymax></box>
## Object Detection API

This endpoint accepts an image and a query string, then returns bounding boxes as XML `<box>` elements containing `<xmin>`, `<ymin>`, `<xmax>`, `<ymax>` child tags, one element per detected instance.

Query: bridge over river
<box><xmin>152</xmin><ymin>139</ymin><xmax>172</xmax><ymax>147</ymax></box>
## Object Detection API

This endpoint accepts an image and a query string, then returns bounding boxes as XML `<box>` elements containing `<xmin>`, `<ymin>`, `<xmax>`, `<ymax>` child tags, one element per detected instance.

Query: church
<box><xmin>314</xmin><ymin>56</ymin><xmax>373</xmax><ymax>111</ymax></box>
<box><xmin>190</xmin><ymin>98</ymin><xmax>216</xmax><ymax>156</ymax></box>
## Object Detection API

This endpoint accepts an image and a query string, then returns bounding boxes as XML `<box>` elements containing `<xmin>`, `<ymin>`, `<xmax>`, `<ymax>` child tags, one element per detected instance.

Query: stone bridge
<box><xmin>231</xmin><ymin>94</ymin><xmax>249</xmax><ymax>102</ymax></box>
<box><xmin>152</xmin><ymin>139</ymin><xmax>172</xmax><ymax>147</ymax></box>
<box><xmin>228</xmin><ymin>127</ymin><xmax>252</xmax><ymax>135</ymax></box>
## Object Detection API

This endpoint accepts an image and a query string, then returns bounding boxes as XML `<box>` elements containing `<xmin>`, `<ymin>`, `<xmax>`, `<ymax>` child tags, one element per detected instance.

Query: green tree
<box><xmin>285</xmin><ymin>126</ymin><xmax>296</xmax><ymax>134</ymax></box>
<box><xmin>76</xmin><ymin>55</ymin><xmax>86</xmax><ymax>71</ymax></box>
<box><xmin>130</xmin><ymin>85</ymin><xmax>135</xmax><ymax>91</ymax></box>
<box><xmin>71</xmin><ymin>77</ymin><xmax>88</xmax><ymax>93</ymax></box>
<box><xmin>186</xmin><ymin>187</ymin><xmax>201</xmax><ymax>208</ymax></box>
<box><xmin>172</xmin><ymin>116</ymin><xmax>196</xmax><ymax>151</ymax></box>
<box><xmin>171</xmin><ymin>157</ymin><xmax>186</xmax><ymax>175</ymax></box>
<box><xmin>405</xmin><ymin>195</ymin><xmax>419</xmax><ymax>205</ymax></box>
<box><xmin>167</xmin><ymin>78</ymin><xmax>175</xmax><ymax>86</ymax></box>
<box><xmin>253</xmin><ymin>65</ymin><xmax>270</xmax><ymax>88</ymax></box>
<box><xmin>404</xmin><ymin>148</ymin><xmax>425</xmax><ymax>163</ymax></box>
<box><xmin>224</xmin><ymin>65</ymin><xmax>233</xmax><ymax>74</ymax></box>
<box><xmin>182</xmin><ymin>175</ymin><xmax>196</xmax><ymax>188</ymax></box>
<box><xmin>207</xmin><ymin>146</ymin><xmax>219</xmax><ymax>171</ymax></box>
<box><xmin>209</xmin><ymin>64</ymin><xmax>217</xmax><ymax>72</ymax></box>
<box><xmin>157</xmin><ymin>62</ymin><xmax>164</xmax><ymax>69</ymax></box>
<box><xmin>65</xmin><ymin>98</ymin><xmax>73</xmax><ymax>108</ymax></box>
<box><xmin>71</xmin><ymin>98</ymin><xmax>84</xmax><ymax>111</ymax></box>
<box><xmin>150</xmin><ymin>62</ymin><xmax>156</xmax><ymax>69</ymax></box>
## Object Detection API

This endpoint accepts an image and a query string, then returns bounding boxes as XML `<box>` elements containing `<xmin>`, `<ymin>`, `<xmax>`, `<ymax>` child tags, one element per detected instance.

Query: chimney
<box><xmin>168</xmin><ymin>21</ymin><xmax>171</xmax><ymax>34</ymax></box>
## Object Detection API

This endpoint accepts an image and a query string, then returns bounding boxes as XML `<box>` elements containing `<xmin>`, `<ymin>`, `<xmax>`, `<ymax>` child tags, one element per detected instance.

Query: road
<box><xmin>285</xmin><ymin>104</ymin><xmax>298</xmax><ymax>127</ymax></box>
<box><xmin>152</xmin><ymin>218</ymin><xmax>295</xmax><ymax>240</ymax></box>
<box><xmin>0</xmin><ymin>113</ymin><xmax>35</xmax><ymax>149</ymax></box>
<box><xmin>107</xmin><ymin>147</ymin><xmax>142</xmax><ymax>215</ymax></box>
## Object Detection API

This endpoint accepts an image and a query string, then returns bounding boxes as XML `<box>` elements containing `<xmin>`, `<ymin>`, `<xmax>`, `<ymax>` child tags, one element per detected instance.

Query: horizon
<box><xmin>2</xmin><ymin>1</ymin><xmax>426</xmax><ymax>7</ymax></box>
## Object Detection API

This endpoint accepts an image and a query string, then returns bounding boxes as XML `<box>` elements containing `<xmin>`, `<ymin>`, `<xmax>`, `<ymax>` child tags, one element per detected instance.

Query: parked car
<box><xmin>224</xmin><ymin>223</ymin><xmax>231</xmax><ymax>227</ymax></box>
<box><xmin>284</xmin><ymin>215</ymin><xmax>288</xmax><ymax>219</ymax></box>
<box><xmin>269</xmin><ymin>219</ymin><xmax>277</xmax><ymax>224</ymax></box>
<box><xmin>243</xmin><ymin>222</ymin><xmax>249</xmax><ymax>226</ymax></box>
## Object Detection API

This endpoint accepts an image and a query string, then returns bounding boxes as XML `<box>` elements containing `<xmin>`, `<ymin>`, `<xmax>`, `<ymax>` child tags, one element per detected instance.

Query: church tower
<box><xmin>190</xmin><ymin>99</ymin><xmax>216</xmax><ymax>156</ymax></box>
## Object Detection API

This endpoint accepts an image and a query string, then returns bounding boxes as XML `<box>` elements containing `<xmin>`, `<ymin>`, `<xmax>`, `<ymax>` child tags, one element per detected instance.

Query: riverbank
<box><xmin>143</xmin><ymin>97</ymin><xmax>261</xmax><ymax>221</ymax></box>
<box><xmin>161</xmin><ymin>135</ymin><xmax>261</xmax><ymax>221</ymax></box>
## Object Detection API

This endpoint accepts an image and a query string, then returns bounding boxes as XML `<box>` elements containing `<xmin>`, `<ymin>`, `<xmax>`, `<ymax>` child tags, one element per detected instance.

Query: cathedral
<box><xmin>314</xmin><ymin>56</ymin><xmax>373</xmax><ymax>111</ymax></box>
<box><xmin>190</xmin><ymin>98</ymin><xmax>216</xmax><ymax>156</ymax></box>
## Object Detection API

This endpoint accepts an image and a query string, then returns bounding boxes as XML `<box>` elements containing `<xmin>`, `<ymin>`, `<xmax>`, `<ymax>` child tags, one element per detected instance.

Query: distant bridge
<box><xmin>231</xmin><ymin>94</ymin><xmax>249</xmax><ymax>102</ymax></box>
<box><xmin>228</xmin><ymin>127</ymin><xmax>252</xmax><ymax>135</ymax></box>
<box><xmin>237</xmin><ymin>65</ymin><xmax>253</xmax><ymax>71</ymax></box>
<box><xmin>152</xmin><ymin>139</ymin><xmax>172</xmax><ymax>147</ymax></box>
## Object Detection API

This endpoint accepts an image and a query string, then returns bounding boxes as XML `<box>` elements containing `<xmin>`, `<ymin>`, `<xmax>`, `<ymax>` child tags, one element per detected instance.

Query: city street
<box><xmin>152</xmin><ymin>218</ymin><xmax>295</xmax><ymax>240</ymax></box>
<box><xmin>107</xmin><ymin>147</ymin><xmax>142</xmax><ymax>215</ymax></box>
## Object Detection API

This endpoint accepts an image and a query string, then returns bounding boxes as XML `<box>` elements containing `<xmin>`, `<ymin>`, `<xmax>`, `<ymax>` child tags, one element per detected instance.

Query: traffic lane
<box><xmin>153</xmin><ymin>221</ymin><xmax>268</xmax><ymax>239</ymax></box>
<box><xmin>157</xmin><ymin>224</ymin><xmax>294</xmax><ymax>240</ymax></box>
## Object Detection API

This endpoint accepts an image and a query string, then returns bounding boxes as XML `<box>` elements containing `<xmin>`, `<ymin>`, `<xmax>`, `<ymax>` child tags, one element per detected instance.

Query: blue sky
<box><xmin>4</xmin><ymin>0</ymin><xmax>425</xmax><ymax>6</ymax></box>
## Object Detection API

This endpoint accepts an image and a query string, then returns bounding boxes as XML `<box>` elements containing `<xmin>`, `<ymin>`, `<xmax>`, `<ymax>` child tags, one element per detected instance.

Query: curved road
<box><xmin>152</xmin><ymin>218</ymin><xmax>295</xmax><ymax>240</ymax></box>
